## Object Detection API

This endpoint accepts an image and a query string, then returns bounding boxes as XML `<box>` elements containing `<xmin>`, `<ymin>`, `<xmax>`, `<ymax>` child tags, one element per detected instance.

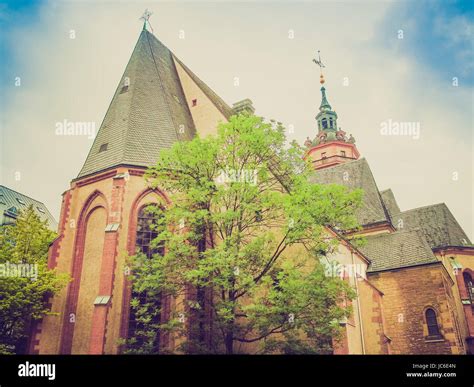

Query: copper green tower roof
<box><xmin>315</xmin><ymin>85</ymin><xmax>338</xmax><ymax>134</ymax></box>
<box><xmin>319</xmin><ymin>86</ymin><xmax>332</xmax><ymax>111</ymax></box>
<box><xmin>76</xmin><ymin>29</ymin><xmax>231</xmax><ymax>179</ymax></box>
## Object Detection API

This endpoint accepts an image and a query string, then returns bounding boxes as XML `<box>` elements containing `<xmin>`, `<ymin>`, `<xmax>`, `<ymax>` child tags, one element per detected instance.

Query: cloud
<box><xmin>374</xmin><ymin>0</ymin><xmax>474</xmax><ymax>86</ymax></box>
<box><xmin>1</xmin><ymin>0</ymin><xmax>472</xmax><ymax>238</ymax></box>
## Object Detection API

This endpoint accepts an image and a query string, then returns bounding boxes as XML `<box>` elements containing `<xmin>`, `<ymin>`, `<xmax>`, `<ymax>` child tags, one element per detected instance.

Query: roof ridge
<box><xmin>400</xmin><ymin>202</ymin><xmax>446</xmax><ymax>214</ymax></box>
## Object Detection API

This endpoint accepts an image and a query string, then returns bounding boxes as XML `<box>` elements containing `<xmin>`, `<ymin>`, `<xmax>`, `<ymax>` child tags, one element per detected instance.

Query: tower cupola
<box><xmin>304</xmin><ymin>52</ymin><xmax>360</xmax><ymax>170</ymax></box>
<box><xmin>315</xmin><ymin>85</ymin><xmax>339</xmax><ymax>142</ymax></box>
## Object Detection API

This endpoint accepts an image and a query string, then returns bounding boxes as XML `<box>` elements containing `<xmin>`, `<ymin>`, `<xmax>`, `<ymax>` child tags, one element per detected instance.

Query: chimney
<box><xmin>232</xmin><ymin>99</ymin><xmax>255</xmax><ymax>115</ymax></box>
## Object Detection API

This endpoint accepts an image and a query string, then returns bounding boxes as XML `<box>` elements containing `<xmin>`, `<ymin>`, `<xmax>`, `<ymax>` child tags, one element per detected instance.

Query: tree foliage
<box><xmin>0</xmin><ymin>206</ymin><xmax>68</xmax><ymax>354</ymax></box>
<box><xmin>126</xmin><ymin>114</ymin><xmax>363</xmax><ymax>354</ymax></box>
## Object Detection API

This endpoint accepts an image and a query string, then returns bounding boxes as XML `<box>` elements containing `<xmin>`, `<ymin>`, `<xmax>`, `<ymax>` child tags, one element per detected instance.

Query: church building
<box><xmin>306</xmin><ymin>74</ymin><xmax>474</xmax><ymax>354</ymax></box>
<box><xmin>30</xmin><ymin>24</ymin><xmax>474</xmax><ymax>355</ymax></box>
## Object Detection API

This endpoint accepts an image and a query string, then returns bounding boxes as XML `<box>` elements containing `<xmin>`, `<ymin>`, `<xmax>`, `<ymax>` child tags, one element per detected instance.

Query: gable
<box><xmin>173</xmin><ymin>56</ymin><xmax>231</xmax><ymax>137</ymax></box>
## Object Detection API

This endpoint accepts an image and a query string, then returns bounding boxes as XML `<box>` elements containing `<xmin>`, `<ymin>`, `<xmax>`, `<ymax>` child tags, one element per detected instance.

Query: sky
<box><xmin>0</xmin><ymin>0</ymin><xmax>473</xmax><ymax>238</ymax></box>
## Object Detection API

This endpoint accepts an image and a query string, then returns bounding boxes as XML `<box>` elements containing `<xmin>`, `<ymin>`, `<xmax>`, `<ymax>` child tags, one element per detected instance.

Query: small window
<box><xmin>321</xmin><ymin>152</ymin><xmax>327</xmax><ymax>159</ymax></box>
<box><xmin>322</xmin><ymin>118</ymin><xmax>328</xmax><ymax>129</ymax></box>
<box><xmin>37</xmin><ymin>206</ymin><xmax>45</xmax><ymax>214</ymax></box>
<box><xmin>192</xmin><ymin>99</ymin><xmax>197</xmax><ymax>107</ymax></box>
<box><xmin>7</xmin><ymin>206</ymin><xmax>18</xmax><ymax>216</ymax></box>
<box><xmin>340</xmin><ymin>151</ymin><xmax>346</xmax><ymax>157</ymax></box>
<box><xmin>425</xmin><ymin>308</ymin><xmax>441</xmax><ymax>338</ymax></box>
<box><xmin>16</xmin><ymin>198</ymin><xmax>26</xmax><ymax>205</ymax></box>
<box><xmin>99</xmin><ymin>143</ymin><xmax>108</xmax><ymax>153</ymax></box>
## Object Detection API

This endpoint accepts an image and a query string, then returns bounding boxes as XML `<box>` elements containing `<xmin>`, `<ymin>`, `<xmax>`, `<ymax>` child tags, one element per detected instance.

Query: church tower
<box><xmin>31</xmin><ymin>24</ymin><xmax>232</xmax><ymax>354</ymax></box>
<box><xmin>304</xmin><ymin>73</ymin><xmax>360</xmax><ymax>170</ymax></box>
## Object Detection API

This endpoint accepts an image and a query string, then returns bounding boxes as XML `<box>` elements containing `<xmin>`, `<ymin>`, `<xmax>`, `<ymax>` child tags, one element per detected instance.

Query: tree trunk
<box><xmin>224</xmin><ymin>331</ymin><xmax>234</xmax><ymax>354</ymax></box>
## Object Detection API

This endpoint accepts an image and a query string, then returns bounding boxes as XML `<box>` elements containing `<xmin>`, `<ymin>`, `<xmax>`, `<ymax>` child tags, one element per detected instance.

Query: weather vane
<box><xmin>140</xmin><ymin>9</ymin><xmax>154</xmax><ymax>32</ymax></box>
<box><xmin>312</xmin><ymin>50</ymin><xmax>326</xmax><ymax>84</ymax></box>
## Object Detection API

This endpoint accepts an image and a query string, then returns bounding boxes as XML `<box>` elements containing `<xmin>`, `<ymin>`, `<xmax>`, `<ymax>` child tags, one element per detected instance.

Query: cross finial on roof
<box><xmin>140</xmin><ymin>9</ymin><xmax>153</xmax><ymax>31</ymax></box>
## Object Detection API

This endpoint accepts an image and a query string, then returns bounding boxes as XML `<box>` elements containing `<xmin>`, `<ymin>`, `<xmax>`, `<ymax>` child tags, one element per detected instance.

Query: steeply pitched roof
<box><xmin>311</xmin><ymin>160</ymin><xmax>471</xmax><ymax>271</ymax></box>
<box><xmin>0</xmin><ymin>185</ymin><xmax>57</xmax><ymax>230</ymax></box>
<box><xmin>392</xmin><ymin>203</ymin><xmax>472</xmax><ymax>249</ymax></box>
<box><xmin>77</xmin><ymin>29</ymin><xmax>232</xmax><ymax>179</ymax></box>
<box><xmin>361</xmin><ymin>229</ymin><xmax>439</xmax><ymax>273</ymax></box>
<box><xmin>380</xmin><ymin>189</ymin><xmax>400</xmax><ymax>219</ymax></box>
<box><xmin>309</xmin><ymin>158</ymin><xmax>390</xmax><ymax>226</ymax></box>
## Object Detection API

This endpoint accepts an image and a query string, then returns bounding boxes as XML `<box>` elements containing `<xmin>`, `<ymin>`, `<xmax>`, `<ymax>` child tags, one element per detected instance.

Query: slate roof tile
<box><xmin>77</xmin><ymin>29</ymin><xmax>231</xmax><ymax>179</ymax></box>
<box><xmin>309</xmin><ymin>158</ymin><xmax>389</xmax><ymax>226</ymax></box>
<box><xmin>361</xmin><ymin>229</ymin><xmax>439</xmax><ymax>273</ymax></box>
<box><xmin>380</xmin><ymin>189</ymin><xmax>400</xmax><ymax>220</ymax></box>
<box><xmin>392</xmin><ymin>203</ymin><xmax>472</xmax><ymax>249</ymax></box>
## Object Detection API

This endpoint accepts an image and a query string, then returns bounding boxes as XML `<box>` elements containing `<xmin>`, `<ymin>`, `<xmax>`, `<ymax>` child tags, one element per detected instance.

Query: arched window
<box><xmin>464</xmin><ymin>272</ymin><xmax>473</xmax><ymax>303</ymax></box>
<box><xmin>425</xmin><ymin>308</ymin><xmax>441</xmax><ymax>338</ymax></box>
<box><xmin>127</xmin><ymin>204</ymin><xmax>164</xmax><ymax>353</ymax></box>
<box><xmin>135</xmin><ymin>205</ymin><xmax>164</xmax><ymax>258</ymax></box>
<box><xmin>322</xmin><ymin>118</ymin><xmax>328</xmax><ymax>129</ymax></box>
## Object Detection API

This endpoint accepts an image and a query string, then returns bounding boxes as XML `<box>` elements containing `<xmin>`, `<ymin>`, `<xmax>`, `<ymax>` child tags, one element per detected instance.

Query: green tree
<box><xmin>0</xmin><ymin>206</ymin><xmax>68</xmax><ymax>354</ymax></box>
<box><xmin>126</xmin><ymin>114</ymin><xmax>363</xmax><ymax>354</ymax></box>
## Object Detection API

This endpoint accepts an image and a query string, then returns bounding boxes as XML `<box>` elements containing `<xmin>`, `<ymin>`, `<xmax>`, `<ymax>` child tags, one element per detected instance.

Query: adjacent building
<box><xmin>0</xmin><ymin>185</ymin><xmax>57</xmax><ymax>230</ymax></box>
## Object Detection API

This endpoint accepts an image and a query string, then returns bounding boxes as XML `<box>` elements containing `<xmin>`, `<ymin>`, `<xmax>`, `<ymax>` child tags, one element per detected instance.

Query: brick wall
<box><xmin>368</xmin><ymin>263</ymin><xmax>464</xmax><ymax>354</ymax></box>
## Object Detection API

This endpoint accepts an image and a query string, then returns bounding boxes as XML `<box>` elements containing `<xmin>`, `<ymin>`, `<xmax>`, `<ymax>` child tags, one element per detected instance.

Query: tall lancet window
<box><xmin>464</xmin><ymin>272</ymin><xmax>474</xmax><ymax>304</ymax></box>
<box><xmin>127</xmin><ymin>204</ymin><xmax>165</xmax><ymax>353</ymax></box>
<box><xmin>135</xmin><ymin>205</ymin><xmax>164</xmax><ymax>258</ymax></box>
<box><xmin>425</xmin><ymin>308</ymin><xmax>441</xmax><ymax>338</ymax></box>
